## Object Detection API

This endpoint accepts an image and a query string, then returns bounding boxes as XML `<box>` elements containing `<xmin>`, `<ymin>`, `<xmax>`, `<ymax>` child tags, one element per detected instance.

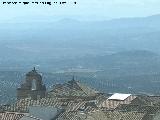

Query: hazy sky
<box><xmin>0</xmin><ymin>0</ymin><xmax>160</xmax><ymax>22</ymax></box>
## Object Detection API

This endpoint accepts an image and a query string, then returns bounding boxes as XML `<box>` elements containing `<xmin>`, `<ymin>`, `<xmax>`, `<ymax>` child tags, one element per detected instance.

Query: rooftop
<box><xmin>108</xmin><ymin>93</ymin><xmax>131</xmax><ymax>101</ymax></box>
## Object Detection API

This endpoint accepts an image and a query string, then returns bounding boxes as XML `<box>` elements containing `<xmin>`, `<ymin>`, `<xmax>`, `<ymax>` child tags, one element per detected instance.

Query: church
<box><xmin>17</xmin><ymin>67</ymin><xmax>46</xmax><ymax>100</ymax></box>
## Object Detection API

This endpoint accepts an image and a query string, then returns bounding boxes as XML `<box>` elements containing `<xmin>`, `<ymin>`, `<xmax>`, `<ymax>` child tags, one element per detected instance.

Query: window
<box><xmin>32</xmin><ymin>79</ymin><xmax>37</xmax><ymax>90</ymax></box>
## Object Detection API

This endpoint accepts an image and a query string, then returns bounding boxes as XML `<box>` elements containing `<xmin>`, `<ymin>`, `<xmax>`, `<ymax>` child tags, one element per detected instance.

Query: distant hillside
<box><xmin>99</xmin><ymin>14</ymin><xmax>160</xmax><ymax>29</ymax></box>
<box><xmin>52</xmin><ymin>50</ymin><xmax>160</xmax><ymax>75</ymax></box>
<box><xmin>1</xmin><ymin>50</ymin><xmax>160</xmax><ymax>104</ymax></box>
<box><xmin>1</xmin><ymin>14</ymin><xmax>160</xmax><ymax>64</ymax></box>
<box><xmin>1</xmin><ymin>14</ymin><xmax>160</xmax><ymax>103</ymax></box>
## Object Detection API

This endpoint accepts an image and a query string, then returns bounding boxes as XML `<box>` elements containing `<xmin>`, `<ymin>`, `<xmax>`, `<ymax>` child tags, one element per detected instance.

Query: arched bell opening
<box><xmin>32</xmin><ymin>79</ymin><xmax>37</xmax><ymax>90</ymax></box>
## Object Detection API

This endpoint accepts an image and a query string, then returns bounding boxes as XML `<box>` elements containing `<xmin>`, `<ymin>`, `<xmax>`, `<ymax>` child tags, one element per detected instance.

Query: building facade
<box><xmin>17</xmin><ymin>68</ymin><xmax>46</xmax><ymax>100</ymax></box>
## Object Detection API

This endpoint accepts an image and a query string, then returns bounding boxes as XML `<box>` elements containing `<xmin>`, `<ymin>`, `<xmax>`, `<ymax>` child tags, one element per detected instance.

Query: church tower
<box><xmin>17</xmin><ymin>67</ymin><xmax>46</xmax><ymax>100</ymax></box>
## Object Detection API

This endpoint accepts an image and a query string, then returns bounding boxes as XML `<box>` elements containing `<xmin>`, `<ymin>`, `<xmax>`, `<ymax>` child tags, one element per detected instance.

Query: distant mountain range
<box><xmin>1</xmin><ymin>14</ymin><xmax>160</xmax><ymax>102</ymax></box>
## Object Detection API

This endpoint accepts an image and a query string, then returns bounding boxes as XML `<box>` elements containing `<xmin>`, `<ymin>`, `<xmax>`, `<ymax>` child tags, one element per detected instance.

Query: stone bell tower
<box><xmin>17</xmin><ymin>67</ymin><xmax>46</xmax><ymax>100</ymax></box>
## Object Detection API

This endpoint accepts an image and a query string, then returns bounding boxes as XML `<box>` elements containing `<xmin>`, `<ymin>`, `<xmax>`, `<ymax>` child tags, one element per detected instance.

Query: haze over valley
<box><xmin>1</xmin><ymin>14</ymin><xmax>160</xmax><ymax>104</ymax></box>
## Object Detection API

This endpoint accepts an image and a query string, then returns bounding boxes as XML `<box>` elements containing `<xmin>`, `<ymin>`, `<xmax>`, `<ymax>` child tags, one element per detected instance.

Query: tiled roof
<box><xmin>55</xmin><ymin>109</ymin><xmax>146</xmax><ymax>120</ymax></box>
<box><xmin>98</xmin><ymin>95</ymin><xmax>137</xmax><ymax>109</ymax></box>
<box><xmin>48</xmin><ymin>80</ymin><xmax>98</xmax><ymax>97</ymax></box>
<box><xmin>0</xmin><ymin>112</ymin><xmax>24</xmax><ymax>120</ymax></box>
<box><xmin>75</xmin><ymin>81</ymin><xmax>98</xmax><ymax>96</ymax></box>
<box><xmin>116</xmin><ymin>104</ymin><xmax>160</xmax><ymax>114</ymax></box>
<box><xmin>87</xmin><ymin>110</ymin><xmax>146</xmax><ymax>120</ymax></box>
<box><xmin>56</xmin><ymin>111</ymin><xmax>80</xmax><ymax>120</ymax></box>
<box><xmin>0</xmin><ymin>112</ymin><xmax>43</xmax><ymax>120</ymax></box>
<box><xmin>19</xmin><ymin>114</ymin><xmax>43</xmax><ymax>120</ymax></box>
<box><xmin>116</xmin><ymin>104</ymin><xmax>160</xmax><ymax>120</ymax></box>
<box><xmin>129</xmin><ymin>97</ymin><xmax>149</xmax><ymax>106</ymax></box>
<box><xmin>1</xmin><ymin>98</ymin><xmax>87</xmax><ymax>113</ymax></box>
<box><xmin>131</xmin><ymin>96</ymin><xmax>160</xmax><ymax>106</ymax></box>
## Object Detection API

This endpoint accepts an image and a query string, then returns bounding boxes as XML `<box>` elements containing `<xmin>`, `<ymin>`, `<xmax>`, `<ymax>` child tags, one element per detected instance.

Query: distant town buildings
<box><xmin>1</xmin><ymin>68</ymin><xmax>160</xmax><ymax>120</ymax></box>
